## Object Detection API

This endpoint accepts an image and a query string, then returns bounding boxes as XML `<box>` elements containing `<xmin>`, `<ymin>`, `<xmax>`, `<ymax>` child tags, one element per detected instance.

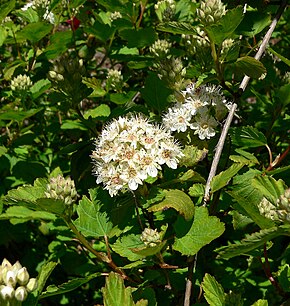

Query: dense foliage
<box><xmin>0</xmin><ymin>0</ymin><xmax>289</xmax><ymax>305</ymax></box>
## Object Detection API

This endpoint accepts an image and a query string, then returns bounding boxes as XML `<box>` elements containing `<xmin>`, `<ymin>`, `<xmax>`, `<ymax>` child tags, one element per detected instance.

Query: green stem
<box><xmin>64</xmin><ymin>218</ymin><xmax>131</xmax><ymax>281</ymax></box>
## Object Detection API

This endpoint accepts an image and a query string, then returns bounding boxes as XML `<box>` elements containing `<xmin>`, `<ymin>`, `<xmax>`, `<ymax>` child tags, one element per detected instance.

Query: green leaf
<box><xmin>30</xmin><ymin>79</ymin><xmax>51</xmax><ymax>99</ymax></box>
<box><xmin>267</xmin><ymin>47</ymin><xmax>290</xmax><ymax>67</ymax></box>
<box><xmin>119</xmin><ymin>27</ymin><xmax>157</xmax><ymax>48</ymax></box>
<box><xmin>216</xmin><ymin>226</ymin><xmax>290</xmax><ymax>259</ymax></box>
<box><xmin>251</xmin><ymin>300</ymin><xmax>268</xmax><ymax>306</ymax></box>
<box><xmin>173</xmin><ymin>207</ymin><xmax>225</xmax><ymax>256</ymax></box>
<box><xmin>229</xmin><ymin>149</ymin><xmax>259</xmax><ymax>165</ymax></box>
<box><xmin>157</xmin><ymin>21</ymin><xmax>197</xmax><ymax>35</ymax></box>
<box><xmin>141</xmin><ymin>73</ymin><xmax>171</xmax><ymax>113</ymax></box>
<box><xmin>188</xmin><ymin>183</ymin><xmax>205</xmax><ymax>197</ymax></box>
<box><xmin>235</xmin><ymin>56</ymin><xmax>266</xmax><ymax>79</ymax></box>
<box><xmin>43</xmin><ymin>31</ymin><xmax>73</xmax><ymax>59</ymax></box>
<box><xmin>40</xmin><ymin>272</ymin><xmax>101</xmax><ymax>299</ymax></box>
<box><xmin>0</xmin><ymin>206</ymin><xmax>56</xmax><ymax>223</ymax></box>
<box><xmin>206</xmin><ymin>7</ymin><xmax>244</xmax><ymax>45</ymax></box>
<box><xmin>15</xmin><ymin>7</ymin><xmax>39</xmax><ymax>23</ymax></box>
<box><xmin>16</xmin><ymin>22</ymin><xmax>53</xmax><ymax>43</ymax></box>
<box><xmin>0</xmin><ymin>108</ymin><xmax>43</xmax><ymax>122</ymax></box>
<box><xmin>230</xmin><ymin>126</ymin><xmax>267</xmax><ymax>148</ymax></box>
<box><xmin>131</xmin><ymin>241</ymin><xmax>167</xmax><ymax>257</ymax></box>
<box><xmin>0</xmin><ymin>0</ymin><xmax>15</xmax><ymax>21</ymax></box>
<box><xmin>236</xmin><ymin>11</ymin><xmax>271</xmax><ymax>36</ymax></box>
<box><xmin>0</xmin><ymin>26</ymin><xmax>8</xmax><ymax>47</ymax></box>
<box><xmin>4</xmin><ymin>178</ymin><xmax>47</xmax><ymax>210</ymax></box>
<box><xmin>252</xmin><ymin>175</ymin><xmax>286</xmax><ymax>205</ymax></box>
<box><xmin>0</xmin><ymin>146</ymin><xmax>7</xmax><ymax>157</ymax></box>
<box><xmin>179</xmin><ymin>145</ymin><xmax>208</xmax><ymax>167</ymax></box>
<box><xmin>82</xmin><ymin>77</ymin><xmax>107</xmax><ymax>97</ymax></box>
<box><xmin>24</xmin><ymin>260</ymin><xmax>58</xmax><ymax>306</ymax></box>
<box><xmin>61</xmin><ymin>120</ymin><xmax>88</xmax><ymax>131</ymax></box>
<box><xmin>211</xmin><ymin>163</ymin><xmax>244</xmax><ymax>193</ymax></box>
<box><xmin>109</xmin><ymin>91</ymin><xmax>137</xmax><ymax>105</ymax></box>
<box><xmin>84</xmin><ymin>104</ymin><xmax>111</xmax><ymax>119</ymax></box>
<box><xmin>74</xmin><ymin>195</ymin><xmax>113</xmax><ymax>238</ymax></box>
<box><xmin>102</xmin><ymin>272</ymin><xmax>136</xmax><ymax>306</ymax></box>
<box><xmin>36</xmin><ymin>198</ymin><xmax>66</xmax><ymax>216</ymax></box>
<box><xmin>277</xmin><ymin>264</ymin><xmax>290</xmax><ymax>293</ymax></box>
<box><xmin>228</xmin><ymin>170</ymin><xmax>275</xmax><ymax>229</ymax></box>
<box><xmin>276</xmin><ymin>83</ymin><xmax>290</xmax><ymax>107</ymax></box>
<box><xmin>85</xmin><ymin>22</ymin><xmax>115</xmax><ymax>42</ymax></box>
<box><xmin>202</xmin><ymin>274</ymin><xmax>225</xmax><ymax>306</ymax></box>
<box><xmin>148</xmin><ymin>189</ymin><xmax>194</xmax><ymax>221</ymax></box>
<box><xmin>112</xmin><ymin>234</ymin><xmax>145</xmax><ymax>261</ymax></box>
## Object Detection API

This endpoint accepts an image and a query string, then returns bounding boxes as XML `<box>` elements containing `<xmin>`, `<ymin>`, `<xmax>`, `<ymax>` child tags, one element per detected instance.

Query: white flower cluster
<box><xmin>154</xmin><ymin>0</ymin><xmax>176</xmax><ymax>22</ymax></box>
<box><xmin>0</xmin><ymin>258</ymin><xmax>37</xmax><ymax>303</ymax></box>
<box><xmin>162</xmin><ymin>83</ymin><xmax>231</xmax><ymax>140</ymax></box>
<box><xmin>21</xmin><ymin>0</ymin><xmax>55</xmax><ymax>24</ymax></box>
<box><xmin>11</xmin><ymin>74</ymin><xmax>33</xmax><ymax>92</ymax></box>
<box><xmin>91</xmin><ymin>115</ymin><xmax>183</xmax><ymax>196</ymax></box>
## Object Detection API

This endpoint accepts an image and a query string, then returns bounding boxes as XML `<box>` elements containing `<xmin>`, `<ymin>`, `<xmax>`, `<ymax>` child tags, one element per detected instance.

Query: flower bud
<box><xmin>1</xmin><ymin>259</ymin><xmax>12</xmax><ymax>269</ymax></box>
<box><xmin>26</xmin><ymin>278</ymin><xmax>38</xmax><ymax>292</ymax></box>
<box><xmin>17</xmin><ymin>267</ymin><xmax>30</xmax><ymax>286</ymax></box>
<box><xmin>11</xmin><ymin>74</ymin><xmax>33</xmax><ymax>92</ymax></box>
<box><xmin>0</xmin><ymin>285</ymin><xmax>14</xmax><ymax>300</ymax></box>
<box><xmin>45</xmin><ymin>175</ymin><xmax>77</xmax><ymax>205</ymax></box>
<box><xmin>197</xmin><ymin>0</ymin><xmax>227</xmax><ymax>25</ymax></box>
<box><xmin>15</xmin><ymin>286</ymin><xmax>28</xmax><ymax>301</ymax></box>
<box><xmin>141</xmin><ymin>228</ymin><xmax>161</xmax><ymax>247</ymax></box>
<box><xmin>4</xmin><ymin>270</ymin><xmax>17</xmax><ymax>287</ymax></box>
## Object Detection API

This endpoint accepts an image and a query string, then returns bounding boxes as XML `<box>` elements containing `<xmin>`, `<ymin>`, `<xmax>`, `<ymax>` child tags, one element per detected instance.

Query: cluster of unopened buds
<box><xmin>149</xmin><ymin>39</ymin><xmax>172</xmax><ymax>58</ymax></box>
<box><xmin>91</xmin><ymin>114</ymin><xmax>183</xmax><ymax>196</ymax></box>
<box><xmin>162</xmin><ymin>83</ymin><xmax>231</xmax><ymax>140</ymax></box>
<box><xmin>10</xmin><ymin>75</ymin><xmax>33</xmax><ymax>92</ymax></box>
<box><xmin>45</xmin><ymin>175</ymin><xmax>78</xmax><ymax>205</ymax></box>
<box><xmin>141</xmin><ymin>228</ymin><xmax>161</xmax><ymax>247</ymax></box>
<box><xmin>157</xmin><ymin>57</ymin><xmax>186</xmax><ymax>91</ymax></box>
<box><xmin>0</xmin><ymin>259</ymin><xmax>37</xmax><ymax>304</ymax></box>
<box><xmin>106</xmin><ymin>69</ymin><xmax>124</xmax><ymax>92</ymax></box>
<box><xmin>196</xmin><ymin>0</ymin><xmax>227</xmax><ymax>25</ymax></box>
<box><xmin>258</xmin><ymin>189</ymin><xmax>290</xmax><ymax>223</ymax></box>
<box><xmin>154</xmin><ymin>0</ymin><xmax>176</xmax><ymax>22</ymax></box>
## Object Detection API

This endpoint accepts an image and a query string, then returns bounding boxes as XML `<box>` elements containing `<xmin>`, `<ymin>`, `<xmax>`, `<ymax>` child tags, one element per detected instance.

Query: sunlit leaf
<box><xmin>148</xmin><ymin>189</ymin><xmax>194</xmax><ymax>221</ymax></box>
<box><xmin>235</xmin><ymin>56</ymin><xmax>266</xmax><ymax>79</ymax></box>
<box><xmin>74</xmin><ymin>195</ymin><xmax>113</xmax><ymax>238</ymax></box>
<box><xmin>202</xmin><ymin>273</ymin><xmax>225</xmax><ymax>306</ymax></box>
<box><xmin>230</xmin><ymin>126</ymin><xmax>267</xmax><ymax>148</ymax></box>
<box><xmin>216</xmin><ymin>226</ymin><xmax>290</xmax><ymax>259</ymax></box>
<box><xmin>211</xmin><ymin>163</ymin><xmax>244</xmax><ymax>193</ymax></box>
<box><xmin>40</xmin><ymin>272</ymin><xmax>101</xmax><ymax>299</ymax></box>
<box><xmin>173</xmin><ymin>207</ymin><xmax>225</xmax><ymax>256</ymax></box>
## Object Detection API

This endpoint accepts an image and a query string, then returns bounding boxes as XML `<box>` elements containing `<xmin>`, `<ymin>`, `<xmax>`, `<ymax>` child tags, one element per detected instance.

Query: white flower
<box><xmin>162</xmin><ymin>103</ymin><xmax>192</xmax><ymax>133</ymax></box>
<box><xmin>191</xmin><ymin>109</ymin><xmax>218</xmax><ymax>140</ymax></box>
<box><xmin>91</xmin><ymin>114</ymin><xmax>183</xmax><ymax>196</ymax></box>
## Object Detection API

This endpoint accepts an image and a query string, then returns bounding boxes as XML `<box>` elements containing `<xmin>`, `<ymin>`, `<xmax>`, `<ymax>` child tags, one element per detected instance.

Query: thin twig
<box><xmin>184</xmin><ymin>256</ymin><xmax>195</xmax><ymax>306</ymax></box>
<box><xmin>203</xmin><ymin>0</ymin><xmax>288</xmax><ymax>205</ymax></box>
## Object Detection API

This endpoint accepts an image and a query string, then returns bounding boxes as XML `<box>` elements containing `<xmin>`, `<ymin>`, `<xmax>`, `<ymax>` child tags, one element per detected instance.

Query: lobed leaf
<box><xmin>235</xmin><ymin>56</ymin><xmax>266</xmax><ymax>79</ymax></box>
<box><xmin>230</xmin><ymin>126</ymin><xmax>267</xmax><ymax>148</ymax></box>
<box><xmin>202</xmin><ymin>273</ymin><xmax>225</xmax><ymax>306</ymax></box>
<box><xmin>40</xmin><ymin>272</ymin><xmax>101</xmax><ymax>299</ymax></box>
<box><xmin>148</xmin><ymin>189</ymin><xmax>194</xmax><ymax>221</ymax></box>
<box><xmin>216</xmin><ymin>226</ymin><xmax>290</xmax><ymax>259</ymax></box>
<box><xmin>173</xmin><ymin>207</ymin><xmax>225</xmax><ymax>256</ymax></box>
<box><xmin>211</xmin><ymin>163</ymin><xmax>244</xmax><ymax>193</ymax></box>
<box><xmin>74</xmin><ymin>195</ymin><xmax>113</xmax><ymax>238</ymax></box>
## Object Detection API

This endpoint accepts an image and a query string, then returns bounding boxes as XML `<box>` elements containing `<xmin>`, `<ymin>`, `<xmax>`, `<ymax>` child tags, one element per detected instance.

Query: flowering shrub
<box><xmin>0</xmin><ymin>0</ymin><xmax>289</xmax><ymax>305</ymax></box>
